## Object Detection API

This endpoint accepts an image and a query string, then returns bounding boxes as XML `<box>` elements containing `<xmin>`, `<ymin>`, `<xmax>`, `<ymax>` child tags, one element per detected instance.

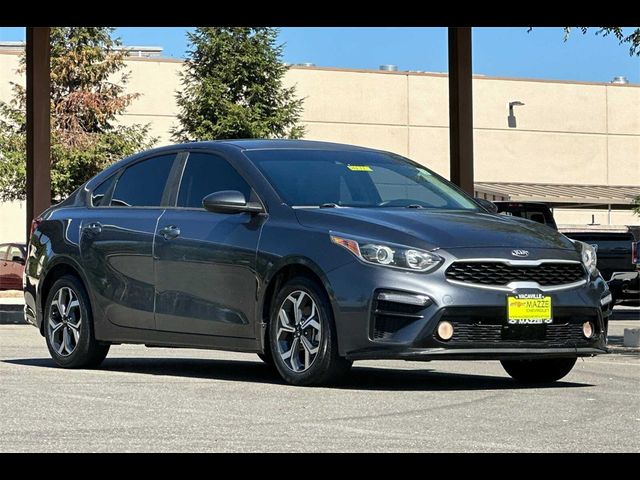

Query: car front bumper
<box><xmin>326</xmin><ymin>248</ymin><xmax>611</xmax><ymax>360</ymax></box>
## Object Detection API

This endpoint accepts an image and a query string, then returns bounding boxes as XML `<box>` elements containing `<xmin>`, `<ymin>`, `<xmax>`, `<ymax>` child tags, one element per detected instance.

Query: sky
<box><xmin>1</xmin><ymin>27</ymin><xmax>638</xmax><ymax>84</ymax></box>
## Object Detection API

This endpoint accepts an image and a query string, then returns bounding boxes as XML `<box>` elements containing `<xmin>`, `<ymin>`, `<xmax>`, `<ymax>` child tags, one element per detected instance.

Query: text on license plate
<box><xmin>507</xmin><ymin>294</ymin><xmax>552</xmax><ymax>324</ymax></box>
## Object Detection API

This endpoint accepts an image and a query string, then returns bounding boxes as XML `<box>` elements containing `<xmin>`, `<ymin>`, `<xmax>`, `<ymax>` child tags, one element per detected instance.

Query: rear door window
<box><xmin>111</xmin><ymin>154</ymin><xmax>176</xmax><ymax>207</ymax></box>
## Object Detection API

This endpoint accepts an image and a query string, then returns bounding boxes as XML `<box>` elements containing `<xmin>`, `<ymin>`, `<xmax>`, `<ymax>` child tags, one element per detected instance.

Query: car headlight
<box><xmin>330</xmin><ymin>234</ymin><xmax>442</xmax><ymax>272</ymax></box>
<box><xmin>573</xmin><ymin>240</ymin><xmax>598</xmax><ymax>276</ymax></box>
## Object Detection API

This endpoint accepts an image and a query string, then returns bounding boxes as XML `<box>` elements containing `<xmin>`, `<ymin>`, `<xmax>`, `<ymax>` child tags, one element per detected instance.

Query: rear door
<box><xmin>80</xmin><ymin>153</ymin><xmax>179</xmax><ymax>330</ymax></box>
<box><xmin>153</xmin><ymin>151</ymin><xmax>265</xmax><ymax>337</ymax></box>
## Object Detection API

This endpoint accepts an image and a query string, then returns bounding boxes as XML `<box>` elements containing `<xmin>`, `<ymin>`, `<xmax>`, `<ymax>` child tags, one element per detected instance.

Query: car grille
<box><xmin>428</xmin><ymin>306</ymin><xmax>601</xmax><ymax>348</ymax></box>
<box><xmin>445</xmin><ymin>261</ymin><xmax>585</xmax><ymax>287</ymax></box>
<box><xmin>447</xmin><ymin>323</ymin><xmax>589</xmax><ymax>346</ymax></box>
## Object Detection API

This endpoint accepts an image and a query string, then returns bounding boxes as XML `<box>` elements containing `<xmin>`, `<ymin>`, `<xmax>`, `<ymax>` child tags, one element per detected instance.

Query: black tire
<box><xmin>44</xmin><ymin>275</ymin><xmax>110</xmax><ymax>368</ymax></box>
<box><xmin>269</xmin><ymin>276</ymin><xmax>352</xmax><ymax>386</ymax></box>
<box><xmin>501</xmin><ymin>357</ymin><xmax>577</xmax><ymax>384</ymax></box>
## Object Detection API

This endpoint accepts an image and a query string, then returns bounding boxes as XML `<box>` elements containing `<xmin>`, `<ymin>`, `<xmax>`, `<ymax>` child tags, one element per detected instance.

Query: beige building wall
<box><xmin>1</xmin><ymin>51</ymin><xmax>639</xmax><ymax>243</ymax></box>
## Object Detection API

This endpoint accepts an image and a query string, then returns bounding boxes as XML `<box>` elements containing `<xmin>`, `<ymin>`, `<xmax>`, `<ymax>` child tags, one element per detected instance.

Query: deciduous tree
<box><xmin>0</xmin><ymin>27</ymin><xmax>155</xmax><ymax>201</ymax></box>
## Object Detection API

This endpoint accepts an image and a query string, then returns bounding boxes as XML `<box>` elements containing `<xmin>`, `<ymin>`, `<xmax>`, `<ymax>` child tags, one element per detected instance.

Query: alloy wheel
<box><xmin>48</xmin><ymin>287</ymin><xmax>82</xmax><ymax>357</ymax></box>
<box><xmin>276</xmin><ymin>290</ymin><xmax>322</xmax><ymax>372</ymax></box>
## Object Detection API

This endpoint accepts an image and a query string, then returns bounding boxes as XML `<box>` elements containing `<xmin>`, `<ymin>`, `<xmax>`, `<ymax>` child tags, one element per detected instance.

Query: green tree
<box><xmin>172</xmin><ymin>27</ymin><xmax>304</xmax><ymax>142</ymax></box>
<box><xmin>563</xmin><ymin>27</ymin><xmax>640</xmax><ymax>56</ymax></box>
<box><xmin>0</xmin><ymin>27</ymin><xmax>155</xmax><ymax>201</ymax></box>
<box><xmin>633</xmin><ymin>196</ymin><xmax>640</xmax><ymax>217</ymax></box>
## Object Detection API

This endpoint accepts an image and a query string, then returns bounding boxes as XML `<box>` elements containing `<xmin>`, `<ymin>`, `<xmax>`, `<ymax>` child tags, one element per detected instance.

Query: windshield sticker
<box><xmin>347</xmin><ymin>165</ymin><xmax>373</xmax><ymax>172</ymax></box>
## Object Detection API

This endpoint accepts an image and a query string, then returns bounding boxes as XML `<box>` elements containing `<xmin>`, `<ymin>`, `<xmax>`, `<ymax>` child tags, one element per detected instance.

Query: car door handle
<box><xmin>84</xmin><ymin>222</ymin><xmax>102</xmax><ymax>235</ymax></box>
<box><xmin>159</xmin><ymin>225</ymin><xmax>181</xmax><ymax>240</ymax></box>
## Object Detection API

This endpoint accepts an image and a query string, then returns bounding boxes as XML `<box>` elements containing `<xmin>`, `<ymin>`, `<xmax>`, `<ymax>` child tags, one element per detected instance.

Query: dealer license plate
<box><xmin>506</xmin><ymin>294</ymin><xmax>552</xmax><ymax>324</ymax></box>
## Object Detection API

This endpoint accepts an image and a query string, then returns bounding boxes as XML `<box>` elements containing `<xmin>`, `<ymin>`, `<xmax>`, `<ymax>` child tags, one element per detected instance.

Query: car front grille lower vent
<box><xmin>445</xmin><ymin>261</ymin><xmax>585</xmax><ymax>287</ymax></box>
<box><xmin>372</xmin><ymin>294</ymin><xmax>427</xmax><ymax>341</ymax></box>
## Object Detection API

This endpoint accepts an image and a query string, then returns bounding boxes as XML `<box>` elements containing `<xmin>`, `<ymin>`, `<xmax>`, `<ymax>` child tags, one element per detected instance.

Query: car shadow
<box><xmin>3</xmin><ymin>357</ymin><xmax>592</xmax><ymax>391</ymax></box>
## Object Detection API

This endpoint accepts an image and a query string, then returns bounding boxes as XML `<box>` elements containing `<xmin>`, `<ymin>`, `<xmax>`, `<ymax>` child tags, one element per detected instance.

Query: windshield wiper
<box><xmin>319</xmin><ymin>203</ymin><xmax>339</xmax><ymax>208</ymax></box>
<box><xmin>405</xmin><ymin>204</ymin><xmax>424</xmax><ymax>209</ymax></box>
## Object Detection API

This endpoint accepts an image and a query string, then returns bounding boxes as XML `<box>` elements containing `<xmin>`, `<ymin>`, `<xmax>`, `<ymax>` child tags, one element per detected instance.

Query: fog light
<box><xmin>583</xmin><ymin>322</ymin><xmax>594</xmax><ymax>339</ymax></box>
<box><xmin>437</xmin><ymin>321</ymin><xmax>454</xmax><ymax>341</ymax></box>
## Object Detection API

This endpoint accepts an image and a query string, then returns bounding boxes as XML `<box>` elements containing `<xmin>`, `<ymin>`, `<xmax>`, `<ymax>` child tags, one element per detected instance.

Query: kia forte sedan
<box><xmin>24</xmin><ymin>140</ymin><xmax>611</xmax><ymax>386</ymax></box>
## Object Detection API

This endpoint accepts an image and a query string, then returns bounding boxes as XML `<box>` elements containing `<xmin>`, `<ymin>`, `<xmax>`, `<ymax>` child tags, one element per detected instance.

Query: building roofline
<box><xmin>286</xmin><ymin>65</ymin><xmax>639</xmax><ymax>88</ymax></box>
<box><xmin>0</xmin><ymin>48</ymin><xmax>636</xmax><ymax>88</ymax></box>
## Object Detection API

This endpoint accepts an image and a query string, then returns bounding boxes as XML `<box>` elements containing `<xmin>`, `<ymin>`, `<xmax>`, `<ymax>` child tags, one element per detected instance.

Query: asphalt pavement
<box><xmin>0</xmin><ymin>309</ymin><xmax>638</xmax><ymax>452</ymax></box>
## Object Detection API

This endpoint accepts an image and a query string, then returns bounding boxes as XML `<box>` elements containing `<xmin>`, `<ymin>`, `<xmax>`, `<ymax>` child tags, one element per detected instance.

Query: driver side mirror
<box><xmin>202</xmin><ymin>190</ymin><xmax>264</xmax><ymax>214</ymax></box>
<box><xmin>475</xmin><ymin>197</ymin><xmax>498</xmax><ymax>214</ymax></box>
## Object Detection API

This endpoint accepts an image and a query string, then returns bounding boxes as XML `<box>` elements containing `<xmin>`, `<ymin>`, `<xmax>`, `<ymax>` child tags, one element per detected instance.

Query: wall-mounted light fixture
<box><xmin>508</xmin><ymin>101</ymin><xmax>525</xmax><ymax>128</ymax></box>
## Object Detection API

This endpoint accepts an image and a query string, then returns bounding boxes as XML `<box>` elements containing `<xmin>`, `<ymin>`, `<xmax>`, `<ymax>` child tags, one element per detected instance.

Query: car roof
<box><xmin>183</xmin><ymin>139</ymin><xmax>376</xmax><ymax>152</ymax></box>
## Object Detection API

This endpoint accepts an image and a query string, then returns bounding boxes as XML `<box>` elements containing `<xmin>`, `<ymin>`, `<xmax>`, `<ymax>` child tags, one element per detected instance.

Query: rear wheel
<box><xmin>44</xmin><ymin>275</ymin><xmax>110</xmax><ymax>368</ymax></box>
<box><xmin>269</xmin><ymin>276</ymin><xmax>352</xmax><ymax>386</ymax></box>
<box><xmin>501</xmin><ymin>357</ymin><xmax>577</xmax><ymax>383</ymax></box>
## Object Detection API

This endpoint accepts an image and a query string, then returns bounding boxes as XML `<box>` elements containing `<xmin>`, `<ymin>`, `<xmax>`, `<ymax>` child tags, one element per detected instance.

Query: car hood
<box><xmin>294</xmin><ymin>208</ymin><xmax>576</xmax><ymax>251</ymax></box>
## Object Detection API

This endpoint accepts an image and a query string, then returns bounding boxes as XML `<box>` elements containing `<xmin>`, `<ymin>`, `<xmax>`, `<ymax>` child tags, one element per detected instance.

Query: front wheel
<box><xmin>269</xmin><ymin>276</ymin><xmax>352</xmax><ymax>386</ymax></box>
<box><xmin>501</xmin><ymin>357</ymin><xmax>577</xmax><ymax>384</ymax></box>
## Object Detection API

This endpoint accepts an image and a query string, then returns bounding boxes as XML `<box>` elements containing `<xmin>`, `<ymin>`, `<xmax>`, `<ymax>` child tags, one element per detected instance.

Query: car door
<box><xmin>6</xmin><ymin>245</ymin><xmax>25</xmax><ymax>290</ymax></box>
<box><xmin>0</xmin><ymin>245</ymin><xmax>9</xmax><ymax>289</ymax></box>
<box><xmin>153</xmin><ymin>151</ymin><xmax>266</xmax><ymax>338</ymax></box>
<box><xmin>80</xmin><ymin>153</ymin><xmax>179</xmax><ymax>330</ymax></box>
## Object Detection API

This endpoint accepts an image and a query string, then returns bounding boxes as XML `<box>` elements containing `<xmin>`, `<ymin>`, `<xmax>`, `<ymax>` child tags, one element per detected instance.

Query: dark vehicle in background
<box><xmin>24</xmin><ymin>140</ymin><xmax>610</xmax><ymax>386</ymax></box>
<box><xmin>561</xmin><ymin>225</ymin><xmax>639</xmax><ymax>306</ymax></box>
<box><xmin>494</xmin><ymin>201</ymin><xmax>558</xmax><ymax>230</ymax></box>
<box><xmin>0</xmin><ymin>243</ymin><xmax>26</xmax><ymax>290</ymax></box>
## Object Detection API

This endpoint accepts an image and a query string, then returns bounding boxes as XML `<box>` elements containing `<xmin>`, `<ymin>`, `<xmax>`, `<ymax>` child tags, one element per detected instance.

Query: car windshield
<box><xmin>246</xmin><ymin>149</ymin><xmax>479</xmax><ymax>211</ymax></box>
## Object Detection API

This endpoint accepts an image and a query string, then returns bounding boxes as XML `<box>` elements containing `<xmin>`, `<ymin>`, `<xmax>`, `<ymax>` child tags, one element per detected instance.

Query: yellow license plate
<box><xmin>507</xmin><ymin>294</ymin><xmax>552</xmax><ymax>324</ymax></box>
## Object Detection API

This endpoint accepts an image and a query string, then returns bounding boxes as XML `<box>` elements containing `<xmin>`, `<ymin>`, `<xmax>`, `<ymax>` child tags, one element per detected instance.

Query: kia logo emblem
<box><xmin>511</xmin><ymin>249</ymin><xmax>529</xmax><ymax>257</ymax></box>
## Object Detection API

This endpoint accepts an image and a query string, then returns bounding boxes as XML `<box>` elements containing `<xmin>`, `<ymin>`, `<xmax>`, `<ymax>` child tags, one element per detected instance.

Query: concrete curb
<box><xmin>607</xmin><ymin>345</ymin><xmax>640</xmax><ymax>355</ymax></box>
<box><xmin>0</xmin><ymin>310</ymin><xmax>26</xmax><ymax>324</ymax></box>
<box><xmin>0</xmin><ymin>303</ymin><xmax>26</xmax><ymax>324</ymax></box>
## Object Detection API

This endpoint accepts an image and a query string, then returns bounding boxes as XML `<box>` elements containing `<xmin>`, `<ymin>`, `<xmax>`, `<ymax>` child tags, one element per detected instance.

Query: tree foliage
<box><xmin>172</xmin><ymin>27</ymin><xmax>304</xmax><ymax>142</ymax></box>
<box><xmin>0</xmin><ymin>27</ymin><xmax>155</xmax><ymax>202</ymax></box>
<box><xmin>562</xmin><ymin>27</ymin><xmax>640</xmax><ymax>56</ymax></box>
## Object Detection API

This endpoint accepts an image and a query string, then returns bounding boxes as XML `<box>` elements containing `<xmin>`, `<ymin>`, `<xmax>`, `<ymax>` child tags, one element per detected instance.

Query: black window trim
<box><xmin>89</xmin><ymin>150</ymin><xmax>183</xmax><ymax>210</ymax></box>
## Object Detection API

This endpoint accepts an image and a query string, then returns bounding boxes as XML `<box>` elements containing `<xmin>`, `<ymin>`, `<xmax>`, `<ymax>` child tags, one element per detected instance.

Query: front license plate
<box><xmin>507</xmin><ymin>294</ymin><xmax>552</xmax><ymax>324</ymax></box>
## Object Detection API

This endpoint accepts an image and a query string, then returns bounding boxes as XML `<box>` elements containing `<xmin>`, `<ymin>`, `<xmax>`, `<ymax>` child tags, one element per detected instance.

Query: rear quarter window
<box><xmin>91</xmin><ymin>175</ymin><xmax>116</xmax><ymax>207</ymax></box>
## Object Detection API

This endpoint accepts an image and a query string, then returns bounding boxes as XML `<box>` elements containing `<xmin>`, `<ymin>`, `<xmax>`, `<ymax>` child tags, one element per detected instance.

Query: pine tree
<box><xmin>0</xmin><ymin>27</ymin><xmax>155</xmax><ymax>201</ymax></box>
<box><xmin>172</xmin><ymin>27</ymin><xmax>304</xmax><ymax>142</ymax></box>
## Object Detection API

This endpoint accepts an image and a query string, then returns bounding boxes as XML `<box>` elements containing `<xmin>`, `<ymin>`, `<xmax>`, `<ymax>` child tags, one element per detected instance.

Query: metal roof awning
<box><xmin>474</xmin><ymin>182</ymin><xmax>640</xmax><ymax>207</ymax></box>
